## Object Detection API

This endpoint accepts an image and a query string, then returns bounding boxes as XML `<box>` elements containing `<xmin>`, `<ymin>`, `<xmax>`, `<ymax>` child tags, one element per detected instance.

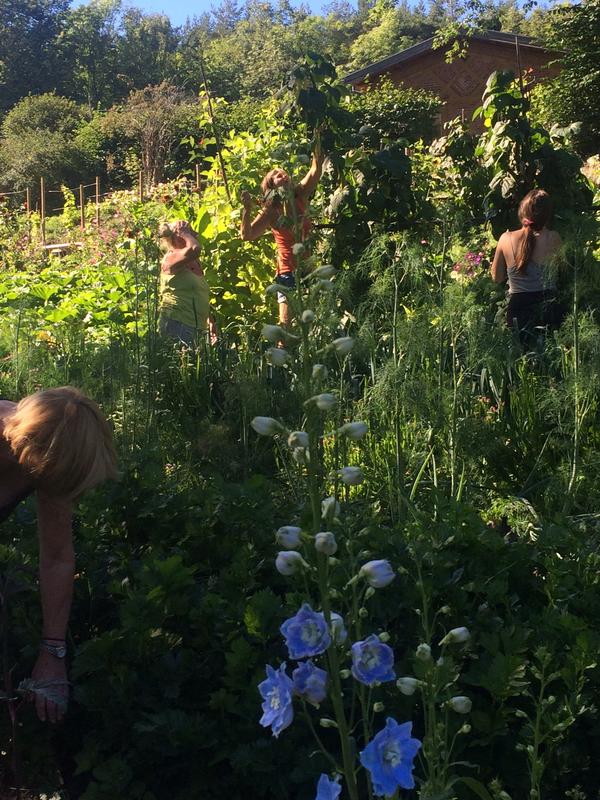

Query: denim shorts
<box><xmin>275</xmin><ymin>272</ymin><xmax>296</xmax><ymax>304</ymax></box>
<box><xmin>159</xmin><ymin>315</ymin><xmax>201</xmax><ymax>346</ymax></box>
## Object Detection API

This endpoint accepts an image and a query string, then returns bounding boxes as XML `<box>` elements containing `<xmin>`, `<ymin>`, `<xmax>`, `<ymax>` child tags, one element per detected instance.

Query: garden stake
<box><xmin>199</xmin><ymin>55</ymin><xmax>232</xmax><ymax>204</ymax></box>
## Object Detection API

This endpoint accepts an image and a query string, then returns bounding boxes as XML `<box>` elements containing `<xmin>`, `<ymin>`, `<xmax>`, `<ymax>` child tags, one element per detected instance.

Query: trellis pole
<box><xmin>95</xmin><ymin>176</ymin><xmax>100</xmax><ymax>226</ymax></box>
<box><xmin>40</xmin><ymin>177</ymin><xmax>46</xmax><ymax>245</ymax></box>
<box><xmin>79</xmin><ymin>184</ymin><xmax>85</xmax><ymax>230</ymax></box>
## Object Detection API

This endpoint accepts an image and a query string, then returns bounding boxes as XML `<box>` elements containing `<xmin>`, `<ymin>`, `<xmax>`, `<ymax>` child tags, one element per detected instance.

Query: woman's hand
<box><xmin>241</xmin><ymin>191</ymin><xmax>253</xmax><ymax>210</ymax></box>
<box><xmin>31</xmin><ymin>649</ymin><xmax>69</xmax><ymax>723</ymax></box>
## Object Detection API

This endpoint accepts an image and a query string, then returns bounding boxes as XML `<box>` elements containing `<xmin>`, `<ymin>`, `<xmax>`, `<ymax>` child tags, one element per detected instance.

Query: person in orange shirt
<box><xmin>240</xmin><ymin>136</ymin><xmax>324</xmax><ymax>325</ymax></box>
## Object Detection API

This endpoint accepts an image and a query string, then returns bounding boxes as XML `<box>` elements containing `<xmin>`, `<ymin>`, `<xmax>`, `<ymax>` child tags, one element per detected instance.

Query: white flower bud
<box><xmin>251</xmin><ymin>416</ymin><xmax>284</xmax><ymax>436</ymax></box>
<box><xmin>415</xmin><ymin>643</ymin><xmax>432</xmax><ymax>661</ymax></box>
<box><xmin>440</xmin><ymin>627</ymin><xmax>471</xmax><ymax>646</ymax></box>
<box><xmin>459</xmin><ymin>723</ymin><xmax>471</xmax><ymax>734</ymax></box>
<box><xmin>276</xmin><ymin>526</ymin><xmax>302</xmax><ymax>548</ymax></box>
<box><xmin>267</xmin><ymin>347</ymin><xmax>288</xmax><ymax>367</ymax></box>
<box><xmin>332</xmin><ymin>336</ymin><xmax>355</xmax><ymax>356</ymax></box>
<box><xmin>302</xmin><ymin>309</ymin><xmax>316</xmax><ymax>324</ymax></box>
<box><xmin>339</xmin><ymin>466</ymin><xmax>364</xmax><ymax>486</ymax></box>
<box><xmin>262</xmin><ymin>324</ymin><xmax>286</xmax><ymax>343</ymax></box>
<box><xmin>291</xmin><ymin>447</ymin><xmax>310</xmax><ymax>464</ymax></box>
<box><xmin>337</xmin><ymin>421</ymin><xmax>368</xmax><ymax>440</ymax></box>
<box><xmin>397</xmin><ymin>677</ymin><xmax>420</xmax><ymax>696</ymax></box>
<box><xmin>339</xmin><ymin>669</ymin><xmax>351</xmax><ymax>679</ymax></box>
<box><xmin>315</xmin><ymin>531</ymin><xmax>337</xmax><ymax>555</ymax></box>
<box><xmin>330</xmin><ymin>612</ymin><xmax>347</xmax><ymax>643</ymax></box>
<box><xmin>358</xmin><ymin>607</ymin><xmax>368</xmax><ymax>618</ymax></box>
<box><xmin>436</xmin><ymin>657</ymin><xmax>445</xmax><ymax>667</ymax></box>
<box><xmin>317</xmin><ymin>279</ymin><xmax>335</xmax><ymax>291</ymax></box>
<box><xmin>378</xmin><ymin>632</ymin><xmax>390</xmax><ymax>642</ymax></box>
<box><xmin>313</xmin><ymin>264</ymin><xmax>336</xmax><ymax>279</ymax></box>
<box><xmin>358</xmin><ymin>559</ymin><xmax>395</xmax><ymax>588</ymax></box>
<box><xmin>373</xmin><ymin>702</ymin><xmax>385</xmax><ymax>712</ymax></box>
<box><xmin>321</xmin><ymin>495</ymin><xmax>340</xmax><ymax>521</ymax></box>
<box><xmin>275</xmin><ymin>551</ymin><xmax>308</xmax><ymax>576</ymax></box>
<box><xmin>449</xmin><ymin>696</ymin><xmax>472</xmax><ymax>714</ymax></box>
<box><xmin>312</xmin><ymin>393</ymin><xmax>337</xmax><ymax>411</ymax></box>
<box><xmin>287</xmin><ymin>430</ymin><xmax>309</xmax><ymax>449</ymax></box>
<box><xmin>312</xmin><ymin>363</ymin><xmax>329</xmax><ymax>381</ymax></box>
<box><xmin>439</xmin><ymin>605</ymin><xmax>451</xmax><ymax>615</ymax></box>
<box><xmin>319</xmin><ymin>718</ymin><xmax>338</xmax><ymax>728</ymax></box>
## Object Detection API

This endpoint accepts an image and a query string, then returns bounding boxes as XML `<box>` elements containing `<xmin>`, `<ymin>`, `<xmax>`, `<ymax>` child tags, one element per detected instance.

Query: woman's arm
<box><xmin>32</xmin><ymin>492</ymin><xmax>74</xmax><ymax>722</ymax></box>
<box><xmin>491</xmin><ymin>235</ymin><xmax>508</xmax><ymax>284</ymax></box>
<box><xmin>240</xmin><ymin>192</ymin><xmax>274</xmax><ymax>241</ymax></box>
<box><xmin>298</xmin><ymin>133</ymin><xmax>324</xmax><ymax>199</ymax></box>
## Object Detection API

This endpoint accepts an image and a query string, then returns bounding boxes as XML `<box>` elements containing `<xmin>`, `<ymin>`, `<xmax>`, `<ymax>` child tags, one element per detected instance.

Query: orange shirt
<box><xmin>271</xmin><ymin>197</ymin><xmax>311</xmax><ymax>275</ymax></box>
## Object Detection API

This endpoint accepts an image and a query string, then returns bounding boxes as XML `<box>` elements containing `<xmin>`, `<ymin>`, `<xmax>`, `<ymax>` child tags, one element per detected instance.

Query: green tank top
<box><xmin>159</xmin><ymin>269</ymin><xmax>210</xmax><ymax>330</ymax></box>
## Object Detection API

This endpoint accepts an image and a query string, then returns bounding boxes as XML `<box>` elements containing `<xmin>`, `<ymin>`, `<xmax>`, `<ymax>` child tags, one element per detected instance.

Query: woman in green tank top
<box><xmin>158</xmin><ymin>221</ymin><xmax>210</xmax><ymax>346</ymax></box>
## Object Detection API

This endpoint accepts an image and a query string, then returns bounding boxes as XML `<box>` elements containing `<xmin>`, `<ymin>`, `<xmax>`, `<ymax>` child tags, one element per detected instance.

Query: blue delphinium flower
<box><xmin>281</xmin><ymin>603</ymin><xmax>331</xmax><ymax>659</ymax></box>
<box><xmin>351</xmin><ymin>634</ymin><xmax>395</xmax><ymax>686</ymax></box>
<box><xmin>258</xmin><ymin>663</ymin><xmax>294</xmax><ymax>738</ymax></box>
<box><xmin>315</xmin><ymin>773</ymin><xmax>342</xmax><ymax>800</ymax></box>
<box><xmin>292</xmin><ymin>660</ymin><xmax>328</xmax><ymax>706</ymax></box>
<box><xmin>359</xmin><ymin>718</ymin><xmax>422</xmax><ymax>795</ymax></box>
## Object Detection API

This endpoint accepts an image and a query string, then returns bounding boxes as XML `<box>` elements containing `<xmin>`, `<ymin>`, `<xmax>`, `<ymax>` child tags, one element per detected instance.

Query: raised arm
<box><xmin>298</xmin><ymin>133</ymin><xmax>324</xmax><ymax>199</ymax></box>
<box><xmin>491</xmin><ymin>234</ymin><xmax>508</xmax><ymax>284</ymax></box>
<box><xmin>32</xmin><ymin>492</ymin><xmax>74</xmax><ymax>722</ymax></box>
<box><xmin>240</xmin><ymin>192</ymin><xmax>275</xmax><ymax>241</ymax></box>
<box><xmin>161</xmin><ymin>221</ymin><xmax>201</xmax><ymax>272</ymax></box>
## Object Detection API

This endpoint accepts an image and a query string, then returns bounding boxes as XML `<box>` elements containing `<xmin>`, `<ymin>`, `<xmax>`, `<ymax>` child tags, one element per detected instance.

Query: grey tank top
<box><xmin>506</xmin><ymin>232</ymin><xmax>556</xmax><ymax>294</ymax></box>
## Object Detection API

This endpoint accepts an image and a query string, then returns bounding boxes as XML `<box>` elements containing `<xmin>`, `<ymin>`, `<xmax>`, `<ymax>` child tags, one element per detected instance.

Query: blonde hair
<box><xmin>3</xmin><ymin>387</ymin><xmax>118</xmax><ymax>499</ymax></box>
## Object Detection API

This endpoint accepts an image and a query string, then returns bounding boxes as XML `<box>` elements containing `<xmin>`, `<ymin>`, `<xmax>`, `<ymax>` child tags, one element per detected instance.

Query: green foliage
<box><xmin>347</xmin><ymin>78</ymin><xmax>442</xmax><ymax>143</ymax></box>
<box><xmin>0</xmin><ymin>93</ymin><xmax>94</xmax><ymax>192</ymax></box>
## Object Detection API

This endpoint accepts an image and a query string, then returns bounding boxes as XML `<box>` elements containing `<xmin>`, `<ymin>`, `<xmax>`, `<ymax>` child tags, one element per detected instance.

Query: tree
<box><xmin>0</xmin><ymin>0</ymin><xmax>70</xmax><ymax>113</ymax></box>
<box><xmin>59</xmin><ymin>0</ymin><xmax>121</xmax><ymax>109</ymax></box>
<box><xmin>116</xmin><ymin>9</ymin><xmax>178</xmax><ymax>94</ymax></box>
<box><xmin>345</xmin><ymin>0</ymin><xmax>434</xmax><ymax>72</ymax></box>
<box><xmin>101</xmin><ymin>82</ymin><xmax>198</xmax><ymax>186</ymax></box>
<box><xmin>0</xmin><ymin>94</ymin><xmax>95</xmax><ymax>192</ymax></box>
<box><xmin>540</xmin><ymin>0</ymin><xmax>600</xmax><ymax>156</ymax></box>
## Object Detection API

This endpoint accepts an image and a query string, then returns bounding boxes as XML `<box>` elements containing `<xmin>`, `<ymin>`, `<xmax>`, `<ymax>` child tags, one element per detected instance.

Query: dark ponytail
<box><xmin>516</xmin><ymin>189</ymin><xmax>553</xmax><ymax>271</ymax></box>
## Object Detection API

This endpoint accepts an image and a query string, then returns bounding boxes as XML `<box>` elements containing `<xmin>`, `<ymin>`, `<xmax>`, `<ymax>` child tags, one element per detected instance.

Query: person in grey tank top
<box><xmin>490</xmin><ymin>189</ymin><xmax>564</xmax><ymax>338</ymax></box>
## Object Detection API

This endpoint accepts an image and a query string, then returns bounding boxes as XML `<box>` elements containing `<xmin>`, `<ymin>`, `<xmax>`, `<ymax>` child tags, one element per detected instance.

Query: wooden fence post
<box><xmin>40</xmin><ymin>177</ymin><xmax>46</xmax><ymax>245</ymax></box>
<box><xmin>138</xmin><ymin>170</ymin><xmax>144</xmax><ymax>202</ymax></box>
<box><xmin>79</xmin><ymin>184</ymin><xmax>85</xmax><ymax>230</ymax></box>
<box><xmin>95</xmin><ymin>176</ymin><xmax>100</xmax><ymax>227</ymax></box>
<box><xmin>26</xmin><ymin>187</ymin><xmax>31</xmax><ymax>244</ymax></box>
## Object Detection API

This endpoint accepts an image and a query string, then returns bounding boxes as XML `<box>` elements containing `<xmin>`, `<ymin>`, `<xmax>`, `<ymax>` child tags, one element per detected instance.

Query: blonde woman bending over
<box><xmin>0</xmin><ymin>387</ymin><xmax>117</xmax><ymax>722</ymax></box>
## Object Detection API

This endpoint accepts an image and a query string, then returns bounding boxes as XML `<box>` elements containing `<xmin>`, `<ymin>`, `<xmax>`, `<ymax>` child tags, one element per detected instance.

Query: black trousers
<box><xmin>506</xmin><ymin>291</ymin><xmax>565</xmax><ymax>333</ymax></box>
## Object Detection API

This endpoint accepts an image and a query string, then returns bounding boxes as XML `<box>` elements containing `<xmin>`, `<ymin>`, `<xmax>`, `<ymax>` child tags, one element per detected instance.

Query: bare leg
<box><xmin>279</xmin><ymin>300</ymin><xmax>290</xmax><ymax>326</ymax></box>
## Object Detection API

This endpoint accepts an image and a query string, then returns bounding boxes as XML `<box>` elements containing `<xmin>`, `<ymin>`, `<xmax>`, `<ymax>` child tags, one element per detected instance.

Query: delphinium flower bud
<box><xmin>275</xmin><ymin>551</ymin><xmax>308</xmax><ymax>576</ymax></box>
<box><xmin>302</xmin><ymin>309</ymin><xmax>316</xmax><ymax>324</ymax></box>
<box><xmin>378</xmin><ymin>632</ymin><xmax>390</xmax><ymax>643</ymax></box>
<box><xmin>440</xmin><ymin>627</ymin><xmax>471</xmax><ymax>646</ymax></box>
<box><xmin>311</xmin><ymin>393</ymin><xmax>337</xmax><ymax>411</ymax></box>
<box><xmin>267</xmin><ymin>347</ymin><xmax>288</xmax><ymax>367</ymax></box>
<box><xmin>312</xmin><ymin>364</ymin><xmax>329</xmax><ymax>381</ymax></box>
<box><xmin>397</xmin><ymin>677</ymin><xmax>420</xmax><ymax>696</ymax></box>
<box><xmin>313</xmin><ymin>264</ymin><xmax>336</xmax><ymax>279</ymax></box>
<box><xmin>331</xmin><ymin>337</ymin><xmax>355</xmax><ymax>356</ymax></box>
<box><xmin>315</xmin><ymin>532</ymin><xmax>337</xmax><ymax>555</ymax></box>
<box><xmin>329</xmin><ymin>612</ymin><xmax>347</xmax><ymax>644</ymax></box>
<box><xmin>373</xmin><ymin>702</ymin><xmax>385</xmax><ymax>712</ymax></box>
<box><xmin>251</xmin><ymin>416</ymin><xmax>284</xmax><ymax>436</ymax></box>
<box><xmin>287</xmin><ymin>431</ymin><xmax>309</xmax><ymax>449</ymax></box>
<box><xmin>319</xmin><ymin>718</ymin><xmax>338</xmax><ymax>728</ymax></box>
<box><xmin>321</xmin><ymin>496</ymin><xmax>340</xmax><ymax>522</ymax></box>
<box><xmin>359</xmin><ymin>560</ymin><xmax>395</xmax><ymax>588</ymax></box>
<box><xmin>448</xmin><ymin>696</ymin><xmax>472</xmax><ymax>714</ymax></box>
<box><xmin>339</xmin><ymin>466</ymin><xmax>364</xmax><ymax>486</ymax></box>
<box><xmin>337</xmin><ymin>421</ymin><xmax>368</xmax><ymax>440</ymax></box>
<box><xmin>276</xmin><ymin>526</ymin><xmax>302</xmax><ymax>548</ymax></box>
<box><xmin>262</xmin><ymin>324</ymin><xmax>286</xmax><ymax>343</ymax></box>
<box><xmin>415</xmin><ymin>644</ymin><xmax>432</xmax><ymax>661</ymax></box>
